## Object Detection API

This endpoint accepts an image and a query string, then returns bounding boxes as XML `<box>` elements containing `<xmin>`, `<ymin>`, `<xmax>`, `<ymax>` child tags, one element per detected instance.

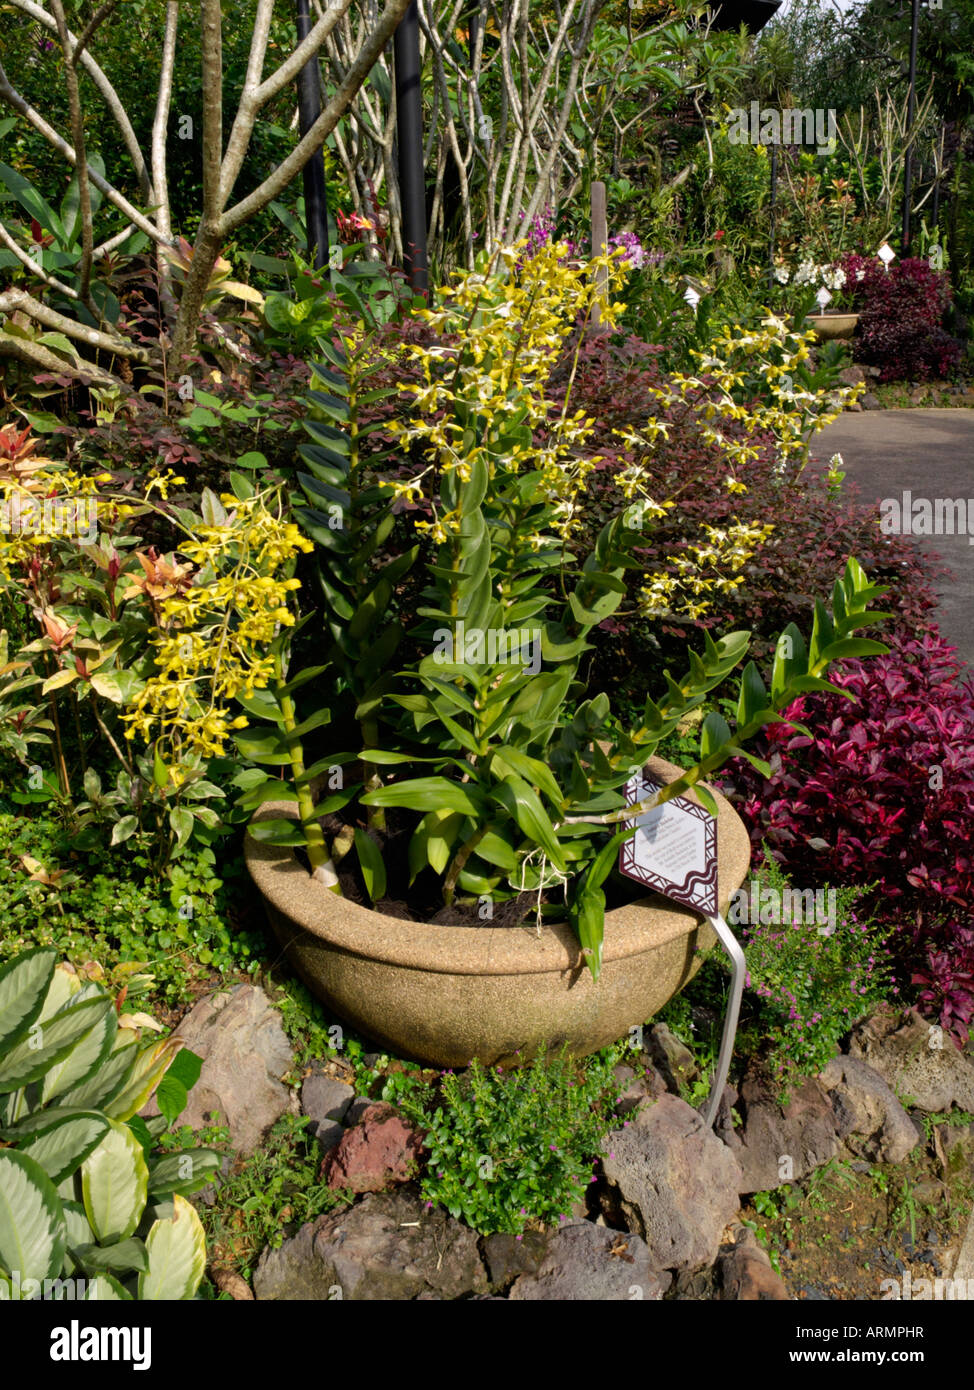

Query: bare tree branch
<box><xmin>0</xmin><ymin>330</ymin><xmax>125</xmax><ymax>387</ymax></box>
<box><xmin>0</xmin><ymin>219</ymin><xmax>79</xmax><ymax>297</ymax></box>
<box><xmin>219</xmin><ymin>0</ymin><xmax>276</xmax><ymax>204</ymax></box>
<box><xmin>50</xmin><ymin>0</ymin><xmax>95</xmax><ymax>305</ymax></box>
<box><xmin>151</xmin><ymin>1</ymin><xmax>179</xmax><ymax>244</ymax></box>
<box><xmin>0</xmin><ymin>59</ymin><xmax>170</xmax><ymax>246</ymax></box>
<box><xmin>9</xmin><ymin>0</ymin><xmax>151</xmax><ymax>201</ymax></box>
<box><xmin>256</xmin><ymin>0</ymin><xmax>352</xmax><ymax>107</ymax></box>
<box><xmin>200</xmin><ymin>0</ymin><xmax>224</xmax><ymax>228</ymax></box>
<box><xmin>71</xmin><ymin>0</ymin><xmax>121</xmax><ymax>68</ymax></box>
<box><xmin>221</xmin><ymin>0</ymin><xmax>413</xmax><ymax>235</ymax></box>
<box><xmin>0</xmin><ymin>288</ymin><xmax>149</xmax><ymax>360</ymax></box>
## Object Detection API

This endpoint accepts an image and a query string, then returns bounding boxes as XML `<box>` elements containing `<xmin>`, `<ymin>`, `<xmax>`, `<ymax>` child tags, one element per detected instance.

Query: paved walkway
<box><xmin>811</xmin><ymin>409</ymin><xmax>974</xmax><ymax>665</ymax></box>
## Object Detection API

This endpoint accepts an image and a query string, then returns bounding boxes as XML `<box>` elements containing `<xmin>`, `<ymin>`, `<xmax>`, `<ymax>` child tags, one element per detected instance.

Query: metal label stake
<box><xmin>618</xmin><ymin>768</ymin><xmax>744</xmax><ymax>1130</ymax></box>
<box><xmin>702</xmin><ymin>912</ymin><xmax>745</xmax><ymax>1129</ymax></box>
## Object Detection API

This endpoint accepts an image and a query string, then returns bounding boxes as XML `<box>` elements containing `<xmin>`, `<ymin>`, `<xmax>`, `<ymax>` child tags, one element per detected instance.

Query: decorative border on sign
<box><xmin>619</xmin><ymin>772</ymin><xmax>718</xmax><ymax>915</ymax></box>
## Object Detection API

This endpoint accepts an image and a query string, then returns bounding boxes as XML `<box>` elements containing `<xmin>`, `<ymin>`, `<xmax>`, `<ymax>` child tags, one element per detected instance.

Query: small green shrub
<box><xmin>398</xmin><ymin>1049</ymin><xmax>621</xmax><ymax>1236</ymax></box>
<box><xmin>740</xmin><ymin>858</ymin><xmax>896</xmax><ymax>1091</ymax></box>
<box><xmin>198</xmin><ymin>1112</ymin><xmax>353</xmax><ymax>1283</ymax></box>
<box><xmin>0</xmin><ymin>813</ymin><xmax>261</xmax><ymax>1002</ymax></box>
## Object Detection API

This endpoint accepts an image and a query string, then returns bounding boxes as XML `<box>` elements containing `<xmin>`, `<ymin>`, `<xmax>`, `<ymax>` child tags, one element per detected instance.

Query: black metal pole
<box><xmin>901</xmin><ymin>0</ymin><xmax>920</xmax><ymax>255</ymax></box>
<box><xmin>296</xmin><ymin>0</ymin><xmax>329</xmax><ymax>270</ymax></box>
<box><xmin>394</xmin><ymin>1</ymin><xmax>429</xmax><ymax>295</ymax></box>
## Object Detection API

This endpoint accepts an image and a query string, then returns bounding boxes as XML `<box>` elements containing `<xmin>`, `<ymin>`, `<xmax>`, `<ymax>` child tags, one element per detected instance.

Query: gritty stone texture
<box><xmin>848</xmin><ymin>1008</ymin><xmax>974</xmax><ymax>1114</ymax></box>
<box><xmin>142</xmin><ymin>984</ymin><xmax>292</xmax><ymax>1155</ymax></box>
<box><xmin>724</xmin><ymin>1069</ymin><xmax>840</xmax><ymax>1195</ymax></box>
<box><xmin>301</xmin><ymin>1073</ymin><xmax>354</xmax><ymax>1153</ymax></box>
<box><xmin>717</xmin><ymin>1225</ymin><xmax>790</xmax><ymax>1301</ymax></box>
<box><xmin>253</xmin><ymin>1189</ymin><xmax>487</xmax><ymax>1301</ymax></box>
<box><xmin>508</xmin><ymin>1223</ymin><xmax>669</xmax><ymax>1301</ymax></box>
<box><xmin>645</xmin><ymin>1022</ymin><xmax>698</xmax><ymax>1094</ymax></box>
<box><xmin>820</xmin><ymin>1055</ymin><xmax>919</xmax><ymax>1164</ymax></box>
<box><xmin>322</xmin><ymin>1102</ymin><xmax>425</xmax><ymax>1193</ymax></box>
<box><xmin>612</xmin><ymin>1062</ymin><xmax>667</xmax><ymax>1117</ymax></box>
<box><xmin>838</xmin><ymin>365</ymin><xmax>866</xmax><ymax>387</ymax></box>
<box><xmin>344</xmin><ymin>1096</ymin><xmax>375</xmax><ymax>1127</ymax></box>
<box><xmin>600</xmin><ymin>1094</ymin><xmax>743</xmax><ymax>1272</ymax></box>
<box><xmin>483</xmin><ymin>1231</ymin><xmax>552</xmax><ymax>1289</ymax></box>
<box><xmin>301</xmin><ymin>1074</ymin><xmax>354</xmax><ymax>1125</ymax></box>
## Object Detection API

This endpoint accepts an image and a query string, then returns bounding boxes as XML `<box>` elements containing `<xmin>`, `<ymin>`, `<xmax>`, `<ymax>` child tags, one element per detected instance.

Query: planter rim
<box><xmin>244</xmin><ymin>757</ymin><xmax>751</xmax><ymax>978</ymax></box>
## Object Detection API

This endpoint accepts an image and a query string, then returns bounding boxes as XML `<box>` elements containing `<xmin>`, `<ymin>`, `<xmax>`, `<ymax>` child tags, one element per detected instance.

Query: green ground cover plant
<box><xmin>397</xmin><ymin>1047</ymin><xmax>623</xmax><ymax>1236</ymax></box>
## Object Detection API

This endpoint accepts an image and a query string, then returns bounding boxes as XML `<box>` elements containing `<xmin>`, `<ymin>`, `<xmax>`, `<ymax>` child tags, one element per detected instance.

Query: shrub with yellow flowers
<box><xmin>0</xmin><ymin>425</ymin><xmax>310</xmax><ymax>869</ymax></box>
<box><xmin>121</xmin><ymin>487</ymin><xmax>312</xmax><ymax>769</ymax></box>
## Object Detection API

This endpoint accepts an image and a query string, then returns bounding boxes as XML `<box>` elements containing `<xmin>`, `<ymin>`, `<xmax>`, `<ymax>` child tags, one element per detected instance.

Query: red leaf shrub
<box><xmin>720</xmin><ymin>629</ymin><xmax>974</xmax><ymax>1040</ymax></box>
<box><xmin>838</xmin><ymin>255</ymin><xmax>963</xmax><ymax>382</ymax></box>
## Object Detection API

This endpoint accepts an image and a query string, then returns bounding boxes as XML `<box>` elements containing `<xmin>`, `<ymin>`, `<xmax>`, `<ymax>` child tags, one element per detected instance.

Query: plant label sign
<box><xmin>618</xmin><ymin>768</ymin><xmax>743</xmax><ymax>1131</ymax></box>
<box><xmin>617</xmin><ymin>770</ymin><xmax>718</xmax><ymax>915</ymax></box>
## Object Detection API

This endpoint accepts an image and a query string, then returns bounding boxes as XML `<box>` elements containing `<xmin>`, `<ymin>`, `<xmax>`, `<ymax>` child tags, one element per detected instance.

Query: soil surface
<box><xmin>738</xmin><ymin>1129</ymin><xmax>974</xmax><ymax>1301</ymax></box>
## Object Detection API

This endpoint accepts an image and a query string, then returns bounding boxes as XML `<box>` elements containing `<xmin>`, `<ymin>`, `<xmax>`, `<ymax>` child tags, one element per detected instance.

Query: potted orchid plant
<box><xmin>116</xmin><ymin>241</ymin><xmax>890</xmax><ymax>1066</ymax></box>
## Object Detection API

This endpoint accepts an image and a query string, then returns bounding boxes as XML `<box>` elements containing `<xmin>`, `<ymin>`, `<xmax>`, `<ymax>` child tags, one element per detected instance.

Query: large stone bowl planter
<box><xmin>244</xmin><ymin>756</ymin><xmax>751</xmax><ymax>1068</ymax></box>
<box><xmin>804</xmin><ymin>311</ymin><xmax>860</xmax><ymax>342</ymax></box>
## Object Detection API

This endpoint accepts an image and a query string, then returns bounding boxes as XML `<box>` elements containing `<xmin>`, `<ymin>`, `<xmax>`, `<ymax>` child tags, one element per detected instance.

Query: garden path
<box><xmin>812</xmin><ymin>410</ymin><xmax>974</xmax><ymax>666</ymax></box>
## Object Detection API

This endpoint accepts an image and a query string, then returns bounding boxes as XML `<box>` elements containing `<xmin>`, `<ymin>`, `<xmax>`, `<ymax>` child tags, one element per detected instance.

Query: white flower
<box><xmin>774</xmin><ymin>266</ymin><xmax>790</xmax><ymax>285</ymax></box>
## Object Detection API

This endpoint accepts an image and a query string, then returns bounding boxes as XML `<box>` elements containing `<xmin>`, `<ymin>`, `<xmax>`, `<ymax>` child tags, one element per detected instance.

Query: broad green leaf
<box><xmin>137</xmin><ymin>1193</ymin><xmax>206</xmax><ymax>1300</ymax></box>
<box><xmin>84</xmin><ymin>1272</ymin><xmax>131</xmax><ymax>1300</ymax></box>
<box><xmin>58</xmin><ymin>1033</ymin><xmax>139</xmax><ymax>1111</ymax></box>
<box><xmin>0</xmin><ymin>947</ymin><xmax>56</xmax><ymax>1053</ymax></box>
<box><xmin>736</xmin><ymin>661</ymin><xmax>767</xmax><ymax>726</ymax></box>
<box><xmin>147</xmin><ymin>1149</ymin><xmax>221</xmax><ymax>1198</ymax></box>
<box><xmin>110</xmin><ymin>816</ymin><xmax>138</xmax><ymax>845</ymax></box>
<box><xmin>42</xmin><ymin>668</ymin><xmax>79</xmax><ymax>694</ymax></box>
<box><xmin>246</xmin><ymin>817</ymin><xmax>310</xmax><ymax>847</ymax></box>
<box><xmin>20</xmin><ymin>1112</ymin><xmax>110</xmax><ymax>1186</ymax></box>
<box><xmin>0</xmin><ymin>996</ymin><xmax>113</xmax><ymax>1094</ymax></box>
<box><xmin>36</xmin><ymin>962</ymin><xmax>80</xmax><ymax>1024</ymax></box>
<box><xmin>409</xmin><ymin>809</ymin><xmax>463</xmax><ymax>880</ymax></box>
<box><xmin>700</xmin><ymin>711</ymin><xmax>732</xmax><ymax>759</ymax></box>
<box><xmin>102</xmin><ymin>1038</ymin><xmax>181</xmax><ymax>1122</ymax></box>
<box><xmin>361</xmin><ymin>776</ymin><xmax>487</xmax><ymax>817</ymax></box>
<box><xmin>0</xmin><ymin>1150</ymin><xmax>66</xmax><ymax>1291</ymax></box>
<box><xmin>570</xmin><ymin>884</ymin><xmax>606</xmax><ymax>983</ymax></box>
<box><xmin>61</xmin><ymin>1198</ymin><xmax>94</xmax><ymax>1250</ymax></box>
<box><xmin>74</xmin><ymin>1237</ymin><xmax>148</xmax><ymax>1275</ymax></box>
<box><xmin>81</xmin><ymin>1119</ymin><xmax>148</xmax><ymax>1243</ymax></box>
<box><xmin>169</xmin><ymin>806</ymin><xmax>193</xmax><ymax>849</ymax></box>
<box><xmin>89</xmin><ymin>673</ymin><xmax>123</xmax><ymax>703</ymax></box>
<box><xmin>471</xmin><ymin>827</ymin><xmax>518</xmax><ymax>874</ymax></box>
<box><xmin>490</xmin><ymin>746</ymin><xmax>565</xmax><ymax>810</ymax></box>
<box><xmin>491</xmin><ymin>777</ymin><xmax>567</xmax><ymax>871</ymax></box>
<box><xmin>41</xmin><ymin>997</ymin><xmax>117</xmax><ymax>1104</ymax></box>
